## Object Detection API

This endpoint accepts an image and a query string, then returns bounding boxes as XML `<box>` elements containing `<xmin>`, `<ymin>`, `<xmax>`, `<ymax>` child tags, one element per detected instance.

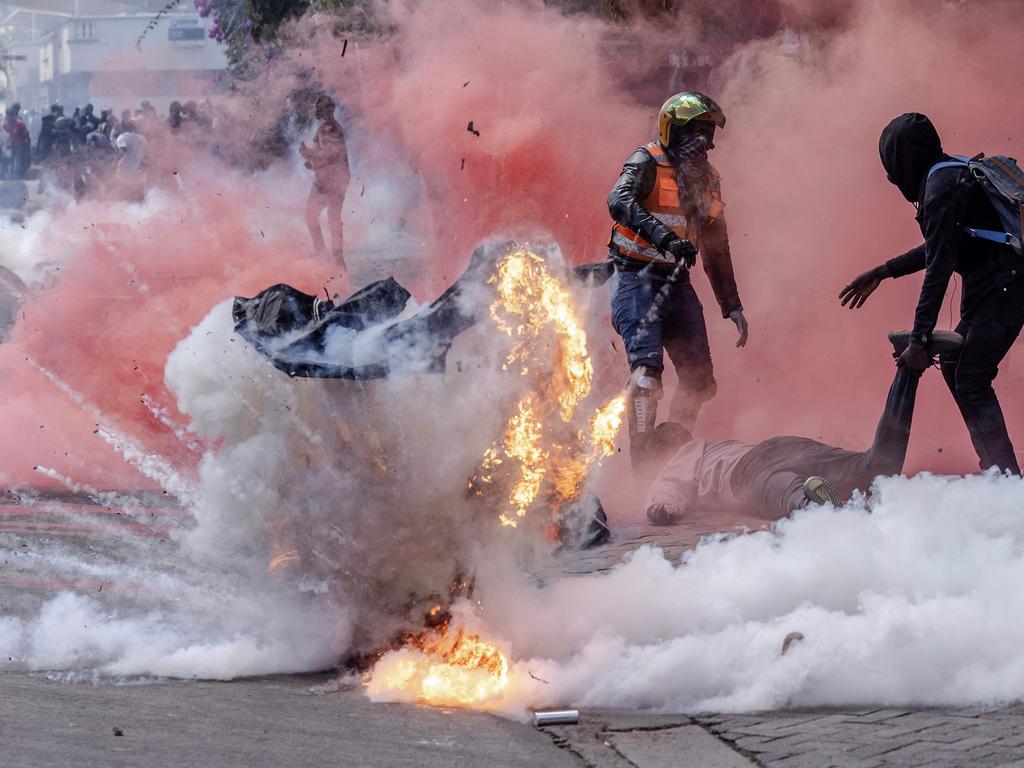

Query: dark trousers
<box><xmin>12</xmin><ymin>143</ymin><xmax>30</xmax><ymax>180</ymax></box>
<box><xmin>730</xmin><ymin>366</ymin><xmax>920</xmax><ymax>517</ymax></box>
<box><xmin>940</xmin><ymin>277</ymin><xmax>1024</xmax><ymax>474</ymax></box>
<box><xmin>610</xmin><ymin>264</ymin><xmax>716</xmax><ymax>430</ymax></box>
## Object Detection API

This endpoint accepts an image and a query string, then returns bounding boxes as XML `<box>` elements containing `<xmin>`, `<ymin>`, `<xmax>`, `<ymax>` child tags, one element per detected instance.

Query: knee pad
<box><xmin>627</xmin><ymin>366</ymin><xmax>662</xmax><ymax>438</ymax></box>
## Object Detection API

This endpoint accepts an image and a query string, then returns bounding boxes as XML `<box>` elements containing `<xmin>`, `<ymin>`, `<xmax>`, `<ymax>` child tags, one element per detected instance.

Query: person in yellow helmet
<box><xmin>607</xmin><ymin>91</ymin><xmax>748</xmax><ymax>477</ymax></box>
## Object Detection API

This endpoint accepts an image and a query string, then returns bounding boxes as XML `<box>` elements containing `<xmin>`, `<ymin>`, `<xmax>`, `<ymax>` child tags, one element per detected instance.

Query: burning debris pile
<box><xmin>233</xmin><ymin>241</ymin><xmax>625</xmax><ymax>546</ymax></box>
<box><xmin>366</xmin><ymin>612</ymin><xmax>513</xmax><ymax>709</ymax></box>
<box><xmin>146</xmin><ymin>239</ymin><xmax>626</xmax><ymax>695</ymax></box>
<box><xmin>352</xmin><ymin>245</ymin><xmax>628</xmax><ymax>711</ymax></box>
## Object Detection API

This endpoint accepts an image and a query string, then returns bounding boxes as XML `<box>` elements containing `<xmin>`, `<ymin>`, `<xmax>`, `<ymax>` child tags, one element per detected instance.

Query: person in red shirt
<box><xmin>3</xmin><ymin>103</ymin><xmax>31</xmax><ymax>180</ymax></box>
<box><xmin>299</xmin><ymin>95</ymin><xmax>350</xmax><ymax>268</ymax></box>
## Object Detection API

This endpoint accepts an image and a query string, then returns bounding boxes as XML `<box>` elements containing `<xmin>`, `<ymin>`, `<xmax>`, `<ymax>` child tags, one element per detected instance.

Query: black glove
<box><xmin>663</xmin><ymin>236</ymin><xmax>697</xmax><ymax>268</ymax></box>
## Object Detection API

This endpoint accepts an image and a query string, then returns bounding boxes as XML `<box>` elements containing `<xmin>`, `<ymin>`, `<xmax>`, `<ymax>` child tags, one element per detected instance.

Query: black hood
<box><xmin>879</xmin><ymin>113</ymin><xmax>945</xmax><ymax>203</ymax></box>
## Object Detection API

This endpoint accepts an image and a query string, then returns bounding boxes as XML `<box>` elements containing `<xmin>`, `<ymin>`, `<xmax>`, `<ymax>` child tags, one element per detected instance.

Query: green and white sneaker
<box><xmin>802</xmin><ymin>476</ymin><xmax>840</xmax><ymax>507</ymax></box>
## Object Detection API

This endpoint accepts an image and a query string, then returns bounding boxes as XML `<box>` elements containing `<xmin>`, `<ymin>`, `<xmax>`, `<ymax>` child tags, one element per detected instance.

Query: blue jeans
<box><xmin>610</xmin><ymin>266</ymin><xmax>716</xmax><ymax>428</ymax></box>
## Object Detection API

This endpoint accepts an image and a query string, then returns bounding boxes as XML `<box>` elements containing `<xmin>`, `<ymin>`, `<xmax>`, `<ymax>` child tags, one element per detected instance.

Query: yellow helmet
<box><xmin>658</xmin><ymin>92</ymin><xmax>726</xmax><ymax>147</ymax></box>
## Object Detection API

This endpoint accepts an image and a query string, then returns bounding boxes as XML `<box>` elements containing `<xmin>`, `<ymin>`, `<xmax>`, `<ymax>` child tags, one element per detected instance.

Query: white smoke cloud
<box><xmin>464</xmin><ymin>471</ymin><xmax>1024</xmax><ymax>715</ymax></box>
<box><xmin>0</xmin><ymin>209</ymin><xmax>58</xmax><ymax>282</ymax></box>
<box><xmin>9</xmin><ymin>240</ymin><xmax>1024</xmax><ymax>717</ymax></box>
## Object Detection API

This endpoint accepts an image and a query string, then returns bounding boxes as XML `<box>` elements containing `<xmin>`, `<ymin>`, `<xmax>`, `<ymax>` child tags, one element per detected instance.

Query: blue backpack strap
<box><xmin>927</xmin><ymin>155</ymin><xmax>971</xmax><ymax>179</ymax></box>
<box><xmin>963</xmin><ymin>227</ymin><xmax>1021</xmax><ymax>249</ymax></box>
<box><xmin>922</xmin><ymin>155</ymin><xmax>1019</xmax><ymax>249</ymax></box>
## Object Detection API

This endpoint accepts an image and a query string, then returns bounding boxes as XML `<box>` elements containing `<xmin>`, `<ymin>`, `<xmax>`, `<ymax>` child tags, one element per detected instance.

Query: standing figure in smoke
<box><xmin>840</xmin><ymin>113</ymin><xmax>1024</xmax><ymax>473</ymax></box>
<box><xmin>299</xmin><ymin>95</ymin><xmax>350</xmax><ymax>268</ymax></box>
<box><xmin>35</xmin><ymin>104</ymin><xmax>62</xmax><ymax>163</ymax></box>
<box><xmin>3</xmin><ymin>103</ymin><xmax>31</xmax><ymax>180</ymax></box>
<box><xmin>606</xmin><ymin>91</ymin><xmax>748</xmax><ymax>478</ymax></box>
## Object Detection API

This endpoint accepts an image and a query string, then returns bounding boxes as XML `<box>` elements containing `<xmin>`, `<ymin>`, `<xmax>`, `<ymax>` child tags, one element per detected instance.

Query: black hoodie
<box><xmin>606</xmin><ymin>147</ymin><xmax>742</xmax><ymax>318</ymax></box>
<box><xmin>880</xmin><ymin>113</ymin><xmax>1015</xmax><ymax>340</ymax></box>
<box><xmin>879</xmin><ymin>113</ymin><xmax>945</xmax><ymax>204</ymax></box>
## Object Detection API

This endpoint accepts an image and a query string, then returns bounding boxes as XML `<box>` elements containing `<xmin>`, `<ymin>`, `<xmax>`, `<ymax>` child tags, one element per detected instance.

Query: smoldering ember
<box><xmin>2</xmin><ymin>1</ymin><xmax>1024</xmax><ymax>767</ymax></box>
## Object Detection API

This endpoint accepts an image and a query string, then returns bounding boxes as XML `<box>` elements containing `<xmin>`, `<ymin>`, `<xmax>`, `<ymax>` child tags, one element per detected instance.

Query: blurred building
<box><xmin>0</xmin><ymin>1</ymin><xmax>226</xmax><ymax>118</ymax></box>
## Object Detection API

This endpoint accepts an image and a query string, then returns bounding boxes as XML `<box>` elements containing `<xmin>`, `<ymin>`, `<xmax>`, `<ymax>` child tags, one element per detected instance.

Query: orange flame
<box><xmin>490</xmin><ymin>249</ymin><xmax>592</xmax><ymax>421</ymax></box>
<box><xmin>499</xmin><ymin>395</ymin><xmax>548</xmax><ymax>526</ymax></box>
<box><xmin>477</xmin><ymin>248</ymin><xmax>625</xmax><ymax>526</ymax></box>
<box><xmin>366</xmin><ymin>628</ymin><xmax>511</xmax><ymax>708</ymax></box>
<box><xmin>549</xmin><ymin>394</ymin><xmax>628</xmax><ymax>502</ymax></box>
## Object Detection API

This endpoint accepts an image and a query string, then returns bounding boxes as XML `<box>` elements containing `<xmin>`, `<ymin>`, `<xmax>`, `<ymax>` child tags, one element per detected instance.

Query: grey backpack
<box><xmin>928</xmin><ymin>153</ymin><xmax>1024</xmax><ymax>255</ymax></box>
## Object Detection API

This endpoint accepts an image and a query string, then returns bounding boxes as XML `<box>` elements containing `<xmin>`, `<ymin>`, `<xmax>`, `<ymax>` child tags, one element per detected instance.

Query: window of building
<box><xmin>74</xmin><ymin>22</ymin><xmax>97</xmax><ymax>40</ymax></box>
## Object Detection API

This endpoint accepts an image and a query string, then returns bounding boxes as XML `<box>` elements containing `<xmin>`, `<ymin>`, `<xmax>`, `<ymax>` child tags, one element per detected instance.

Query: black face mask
<box><xmin>667</xmin><ymin>123</ymin><xmax>716</xmax><ymax>170</ymax></box>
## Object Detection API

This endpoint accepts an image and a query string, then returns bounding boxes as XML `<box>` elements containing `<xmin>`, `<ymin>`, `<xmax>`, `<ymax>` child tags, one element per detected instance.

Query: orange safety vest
<box><xmin>610</xmin><ymin>142</ymin><xmax>725</xmax><ymax>264</ymax></box>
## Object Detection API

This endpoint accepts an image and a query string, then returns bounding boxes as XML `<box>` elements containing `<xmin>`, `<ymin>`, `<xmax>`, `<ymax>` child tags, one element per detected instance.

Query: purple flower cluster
<box><xmin>193</xmin><ymin>0</ymin><xmax>238</xmax><ymax>43</ymax></box>
<box><xmin>192</xmin><ymin>0</ymin><xmax>312</xmax><ymax>67</ymax></box>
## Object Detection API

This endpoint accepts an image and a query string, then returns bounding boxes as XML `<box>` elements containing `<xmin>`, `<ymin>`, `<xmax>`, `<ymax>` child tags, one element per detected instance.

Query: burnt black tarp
<box><xmin>234</xmin><ymin>242</ymin><xmax>506</xmax><ymax>379</ymax></box>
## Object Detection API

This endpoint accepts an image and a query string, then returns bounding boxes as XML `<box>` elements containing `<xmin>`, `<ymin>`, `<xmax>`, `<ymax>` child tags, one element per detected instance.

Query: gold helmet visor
<box><xmin>658</xmin><ymin>92</ymin><xmax>726</xmax><ymax>146</ymax></box>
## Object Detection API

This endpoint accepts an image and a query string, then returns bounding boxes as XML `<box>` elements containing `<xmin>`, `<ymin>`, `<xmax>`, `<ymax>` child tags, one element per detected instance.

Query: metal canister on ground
<box><xmin>533</xmin><ymin>709</ymin><xmax>580</xmax><ymax>727</ymax></box>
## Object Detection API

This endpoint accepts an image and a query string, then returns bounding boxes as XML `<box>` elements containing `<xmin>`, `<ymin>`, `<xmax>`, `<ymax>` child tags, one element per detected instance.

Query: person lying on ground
<box><xmin>644</xmin><ymin>330</ymin><xmax>962</xmax><ymax>525</ymax></box>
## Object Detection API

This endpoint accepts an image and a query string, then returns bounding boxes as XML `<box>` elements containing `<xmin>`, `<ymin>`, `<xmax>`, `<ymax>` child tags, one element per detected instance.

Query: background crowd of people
<box><xmin>1</xmin><ymin>92</ymin><xmax>349</xmax><ymax>263</ymax></box>
<box><xmin>23</xmin><ymin>99</ymin><xmax>227</xmax><ymax>199</ymax></box>
<box><xmin>0</xmin><ymin>93</ymin><xmax>338</xmax><ymax>209</ymax></box>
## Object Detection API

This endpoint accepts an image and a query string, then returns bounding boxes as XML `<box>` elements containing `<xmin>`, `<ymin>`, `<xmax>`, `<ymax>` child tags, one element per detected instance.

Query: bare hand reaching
<box><xmin>839</xmin><ymin>265</ymin><xmax>890</xmax><ymax>309</ymax></box>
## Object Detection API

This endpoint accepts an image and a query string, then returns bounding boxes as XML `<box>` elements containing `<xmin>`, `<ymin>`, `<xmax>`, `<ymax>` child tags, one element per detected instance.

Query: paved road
<box><xmin>5</xmin><ymin>671</ymin><xmax>1021</xmax><ymax>768</ymax></box>
<box><xmin>0</xmin><ymin>672</ymin><xmax>581</xmax><ymax>768</ymax></box>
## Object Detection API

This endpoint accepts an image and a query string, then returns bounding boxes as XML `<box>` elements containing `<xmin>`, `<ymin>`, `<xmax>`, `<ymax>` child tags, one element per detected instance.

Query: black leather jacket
<box><xmin>607</xmin><ymin>146</ymin><xmax>743</xmax><ymax>318</ymax></box>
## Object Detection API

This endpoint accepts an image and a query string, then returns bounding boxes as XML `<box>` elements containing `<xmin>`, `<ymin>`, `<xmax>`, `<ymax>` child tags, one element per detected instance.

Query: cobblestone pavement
<box><xmin>528</xmin><ymin>511</ymin><xmax>768</xmax><ymax>583</ymax></box>
<box><xmin>697</xmin><ymin>707</ymin><xmax>1024</xmax><ymax>768</ymax></box>
<box><xmin>541</xmin><ymin>707</ymin><xmax>1024</xmax><ymax>767</ymax></box>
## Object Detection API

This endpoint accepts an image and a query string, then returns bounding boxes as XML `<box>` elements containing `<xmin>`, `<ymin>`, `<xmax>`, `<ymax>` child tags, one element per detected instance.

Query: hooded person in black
<box><xmin>839</xmin><ymin>113</ymin><xmax>1024</xmax><ymax>473</ymax></box>
<box><xmin>35</xmin><ymin>104</ymin><xmax>62</xmax><ymax>163</ymax></box>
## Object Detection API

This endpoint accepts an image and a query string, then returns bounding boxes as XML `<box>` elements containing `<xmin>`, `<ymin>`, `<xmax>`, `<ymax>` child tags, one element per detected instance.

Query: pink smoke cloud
<box><xmin>0</xmin><ymin>165</ymin><xmax>332</xmax><ymax>488</ymax></box>
<box><xmin>3</xmin><ymin>0</ymin><xmax>1022</xmax><ymax>505</ymax></box>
